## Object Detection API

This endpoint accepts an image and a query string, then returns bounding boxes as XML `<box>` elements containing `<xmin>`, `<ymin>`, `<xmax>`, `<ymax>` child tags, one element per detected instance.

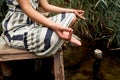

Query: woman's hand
<box><xmin>73</xmin><ymin>9</ymin><xmax>86</xmax><ymax>20</ymax></box>
<box><xmin>54</xmin><ymin>25</ymin><xmax>73</xmax><ymax>40</ymax></box>
<box><xmin>54</xmin><ymin>25</ymin><xmax>81</xmax><ymax>46</ymax></box>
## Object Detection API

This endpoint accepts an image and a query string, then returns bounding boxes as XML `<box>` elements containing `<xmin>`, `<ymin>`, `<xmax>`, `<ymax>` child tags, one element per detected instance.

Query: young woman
<box><xmin>2</xmin><ymin>0</ymin><xmax>85</xmax><ymax>57</ymax></box>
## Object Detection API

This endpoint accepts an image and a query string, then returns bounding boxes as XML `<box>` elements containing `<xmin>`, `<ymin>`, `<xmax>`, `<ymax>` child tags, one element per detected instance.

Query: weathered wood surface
<box><xmin>0</xmin><ymin>48</ymin><xmax>41</xmax><ymax>62</ymax></box>
<box><xmin>0</xmin><ymin>48</ymin><xmax>65</xmax><ymax>80</ymax></box>
<box><xmin>54</xmin><ymin>51</ymin><xmax>65</xmax><ymax>80</ymax></box>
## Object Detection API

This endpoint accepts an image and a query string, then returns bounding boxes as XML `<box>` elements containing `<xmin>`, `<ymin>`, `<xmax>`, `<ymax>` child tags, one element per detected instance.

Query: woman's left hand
<box><xmin>73</xmin><ymin>9</ymin><xmax>86</xmax><ymax>20</ymax></box>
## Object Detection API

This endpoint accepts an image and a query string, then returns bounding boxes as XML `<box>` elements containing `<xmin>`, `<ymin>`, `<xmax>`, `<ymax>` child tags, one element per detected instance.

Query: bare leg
<box><xmin>69</xmin><ymin>16</ymin><xmax>78</xmax><ymax>28</ymax></box>
<box><xmin>63</xmin><ymin>31</ymin><xmax>81</xmax><ymax>46</ymax></box>
<box><xmin>67</xmin><ymin>16</ymin><xmax>81</xmax><ymax>46</ymax></box>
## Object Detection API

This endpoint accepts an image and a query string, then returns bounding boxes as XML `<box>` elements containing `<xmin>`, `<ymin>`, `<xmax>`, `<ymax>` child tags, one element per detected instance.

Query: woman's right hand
<box><xmin>54</xmin><ymin>25</ymin><xmax>81</xmax><ymax>46</ymax></box>
<box><xmin>54</xmin><ymin>25</ymin><xmax>73</xmax><ymax>40</ymax></box>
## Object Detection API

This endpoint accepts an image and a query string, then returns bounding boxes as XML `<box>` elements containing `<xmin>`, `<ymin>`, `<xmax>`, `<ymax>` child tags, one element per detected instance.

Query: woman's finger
<box><xmin>62</xmin><ymin>28</ymin><xmax>73</xmax><ymax>40</ymax></box>
<box><xmin>73</xmin><ymin>9</ymin><xmax>86</xmax><ymax>20</ymax></box>
<box><xmin>75</xmin><ymin>12</ymin><xmax>85</xmax><ymax>20</ymax></box>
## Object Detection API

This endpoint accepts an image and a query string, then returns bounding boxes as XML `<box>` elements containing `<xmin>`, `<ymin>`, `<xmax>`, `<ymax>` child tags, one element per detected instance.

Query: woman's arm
<box><xmin>17</xmin><ymin>0</ymin><xmax>57</xmax><ymax>30</ymax></box>
<box><xmin>39</xmin><ymin>0</ymin><xmax>85</xmax><ymax>20</ymax></box>
<box><xmin>39</xmin><ymin>0</ymin><xmax>73</xmax><ymax>13</ymax></box>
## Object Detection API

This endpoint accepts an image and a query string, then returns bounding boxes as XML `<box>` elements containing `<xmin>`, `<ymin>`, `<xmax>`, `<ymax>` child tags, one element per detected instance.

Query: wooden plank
<box><xmin>54</xmin><ymin>50</ymin><xmax>65</xmax><ymax>80</ymax></box>
<box><xmin>0</xmin><ymin>49</ymin><xmax>65</xmax><ymax>80</ymax></box>
<box><xmin>0</xmin><ymin>48</ymin><xmax>30</xmax><ymax>55</ymax></box>
<box><xmin>0</xmin><ymin>52</ymin><xmax>41</xmax><ymax>62</ymax></box>
<box><xmin>0</xmin><ymin>48</ymin><xmax>42</xmax><ymax>61</ymax></box>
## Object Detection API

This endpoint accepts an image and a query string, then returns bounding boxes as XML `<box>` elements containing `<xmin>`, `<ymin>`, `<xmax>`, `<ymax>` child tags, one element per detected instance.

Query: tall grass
<box><xmin>78</xmin><ymin>0</ymin><xmax>120</xmax><ymax>50</ymax></box>
<box><xmin>0</xmin><ymin>0</ymin><xmax>8</xmax><ymax>34</ymax></box>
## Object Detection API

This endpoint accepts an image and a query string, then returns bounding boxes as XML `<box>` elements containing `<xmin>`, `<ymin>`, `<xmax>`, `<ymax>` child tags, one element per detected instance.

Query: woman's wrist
<box><xmin>70</xmin><ymin>9</ymin><xmax>75</xmax><ymax>13</ymax></box>
<box><xmin>72</xmin><ymin>9</ymin><xmax>77</xmax><ymax>13</ymax></box>
<box><xmin>50</xmin><ymin>23</ymin><xmax>59</xmax><ymax>31</ymax></box>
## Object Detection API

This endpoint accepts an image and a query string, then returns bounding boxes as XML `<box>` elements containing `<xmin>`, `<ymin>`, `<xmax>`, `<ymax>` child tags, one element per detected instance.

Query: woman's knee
<box><xmin>70</xmin><ymin>16</ymin><xmax>77</xmax><ymax>27</ymax></box>
<box><xmin>72</xmin><ymin>16</ymin><xmax>77</xmax><ymax>23</ymax></box>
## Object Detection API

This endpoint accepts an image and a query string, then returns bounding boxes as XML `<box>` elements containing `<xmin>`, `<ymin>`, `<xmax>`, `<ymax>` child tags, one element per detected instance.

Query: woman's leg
<box><xmin>63</xmin><ymin>15</ymin><xmax>81</xmax><ymax>46</ymax></box>
<box><xmin>69</xmin><ymin>16</ymin><xmax>78</xmax><ymax>28</ymax></box>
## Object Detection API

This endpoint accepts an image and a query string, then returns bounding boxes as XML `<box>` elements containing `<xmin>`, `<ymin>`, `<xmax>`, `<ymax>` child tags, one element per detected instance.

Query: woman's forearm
<box><xmin>42</xmin><ymin>4</ymin><xmax>74</xmax><ymax>13</ymax></box>
<box><xmin>39</xmin><ymin>0</ymin><xmax>85</xmax><ymax>20</ymax></box>
<box><xmin>17</xmin><ymin>0</ymin><xmax>58</xmax><ymax>30</ymax></box>
<box><xmin>26</xmin><ymin>7</ymin><xmax>58</xmax><ymax>30</ymax></box>
<box><xmin>39</xmin><ymin>0</ymin><xmax>74</xmax><ymax>13</ymax></box>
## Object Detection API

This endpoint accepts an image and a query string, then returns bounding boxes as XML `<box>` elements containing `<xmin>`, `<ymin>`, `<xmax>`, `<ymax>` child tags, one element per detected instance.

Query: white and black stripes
<box><xmin>2</xmin><ymin>0</ymin><xmax>76</xmax><ymax>57</ymax></box>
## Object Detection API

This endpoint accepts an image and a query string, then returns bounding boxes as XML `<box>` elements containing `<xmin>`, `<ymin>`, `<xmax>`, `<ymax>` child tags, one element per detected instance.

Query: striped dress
<box><xmin>2</xmin><ymin>0</ymin><xmax>75</xmax><ymax>57</ymax></box>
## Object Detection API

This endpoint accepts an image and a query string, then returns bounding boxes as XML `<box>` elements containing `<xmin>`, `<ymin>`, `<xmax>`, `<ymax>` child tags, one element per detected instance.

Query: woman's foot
<box><xmin>69</xmin><ymin>34</ymin><xmax>81</xmax><ymax>46</ymax></box>
<box><xmin>63</xmin><ymin>31</ymin><xmax>81</xmax><ymax>46</ymax></box>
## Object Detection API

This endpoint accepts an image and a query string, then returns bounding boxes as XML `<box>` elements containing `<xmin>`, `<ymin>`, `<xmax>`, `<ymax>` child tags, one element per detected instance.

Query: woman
<box><xmin>2</xmin><ymin>0</ymin><xmax>85</xmax><ymax>57</ymax></box>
